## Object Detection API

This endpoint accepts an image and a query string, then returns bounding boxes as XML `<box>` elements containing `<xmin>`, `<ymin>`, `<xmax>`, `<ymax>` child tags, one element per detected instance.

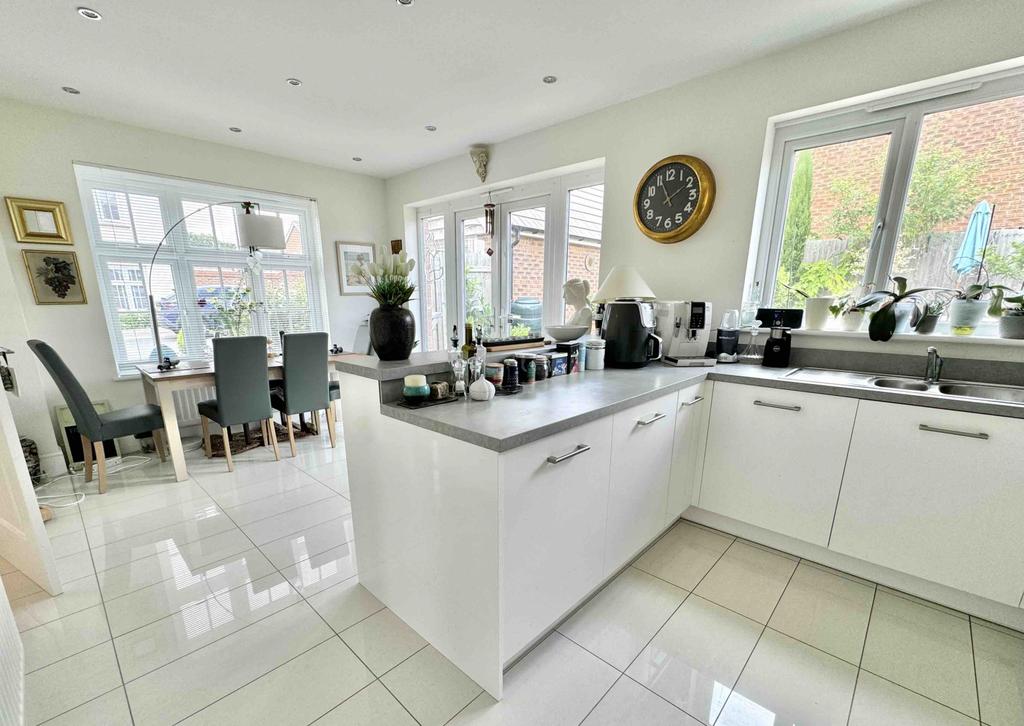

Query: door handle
<box><xmin>546</xmin><ymin>444</ymin><xmax>591</xmax><ymax>464</ymax></box>
<box><xmin>753</xmin><ymin>400</ymin><xmax>801</xmax><ymax>412</ymax></box>
<box><xmin>919</xmin><ymin>424</ymin><xmax>989</xmax><ymax>440</ymax></box>
<box><xmin>680</xmin><ymin>395</ymin><xmax>704</xmax><ymax>408</ymax></box>
<box><xmin>637</xmin><ymin>412</ymin><xmax>667</xmax><ymax>426</ymax></box>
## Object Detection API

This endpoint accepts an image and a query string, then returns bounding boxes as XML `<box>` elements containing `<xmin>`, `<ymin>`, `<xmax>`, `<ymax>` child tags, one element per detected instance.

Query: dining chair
<box><xmin>271</xmin><ymin>332</ymin><xmax>336</xmax><ymax>456</ymax></box>
<box><xmin>197</xmin><ymin>336</ymin><xmax>279</xmax><ymax>471</ymax></box>
<box><xmin>28</xmin><ymin>339</ymin><xmax>166</xmax><ymax>494</ymax></box>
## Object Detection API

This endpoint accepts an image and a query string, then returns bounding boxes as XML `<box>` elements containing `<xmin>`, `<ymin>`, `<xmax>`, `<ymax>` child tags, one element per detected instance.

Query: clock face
<box><xmin>633</xmin><ymin>155</ymin><xmax>715</xmax><ymax>243</ymax></box>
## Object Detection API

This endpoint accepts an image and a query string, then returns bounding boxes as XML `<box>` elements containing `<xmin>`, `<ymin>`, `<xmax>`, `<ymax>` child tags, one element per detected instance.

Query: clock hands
<box><xmin>660</xmin><ymin>180</ymin><xmax>672</xmax><ymax>207</ymax></box>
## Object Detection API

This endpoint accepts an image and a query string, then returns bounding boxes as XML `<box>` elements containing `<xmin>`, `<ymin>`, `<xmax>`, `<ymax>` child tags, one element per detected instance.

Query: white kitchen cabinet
<box><xmin>830</xmin><ymin>401</ymin><xmax>1024</xmax><ymax>607</ymax></box>
<box><xmin>500</xmin><ymin>416</ymin><xmax>614</xmax><ymax>659</ymax></box>
<box><xmin>665</xmin><ymin>382</ymin><xmax>709</xmax><ymax>525</ymax></box>
<box><xmin>699</xmin><ymin>382</ymin><xmax>857</xmax><ymax>547</ymax></box>
<box><xmin>604</xmin><ymin>391</ymin><xmax>677</xmax><ymax>574</ymax></box>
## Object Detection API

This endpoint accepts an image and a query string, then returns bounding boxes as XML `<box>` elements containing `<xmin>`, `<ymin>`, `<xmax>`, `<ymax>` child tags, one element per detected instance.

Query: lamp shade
<box><xmin>593</xmin><ymin>266</ymin><xmax>656</xmax><ymax>302</ymax></box>
<box><xmin>237</xmin><ymin>211</ymin><xmax>286</xmax><ymax>250</ymax></box>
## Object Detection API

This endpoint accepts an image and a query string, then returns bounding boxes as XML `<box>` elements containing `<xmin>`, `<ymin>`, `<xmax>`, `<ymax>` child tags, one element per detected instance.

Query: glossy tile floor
<box><xmin>7</xmin><ymin>424</ymin><xmax>1024</xmax><ymax>726</ymax></box>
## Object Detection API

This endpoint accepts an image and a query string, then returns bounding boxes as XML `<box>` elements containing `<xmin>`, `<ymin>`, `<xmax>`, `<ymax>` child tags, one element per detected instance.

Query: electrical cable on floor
<box><xmin>35</xmin><ymin>454</ymin><xmax>157</xmax><ymax>507</ymax></box>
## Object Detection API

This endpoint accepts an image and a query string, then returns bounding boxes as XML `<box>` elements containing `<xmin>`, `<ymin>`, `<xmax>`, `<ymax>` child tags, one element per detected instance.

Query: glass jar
<box><xmin>535</xmin><ymin>356</ymin><xmax>549</xmax><ymax>381</ymax></box>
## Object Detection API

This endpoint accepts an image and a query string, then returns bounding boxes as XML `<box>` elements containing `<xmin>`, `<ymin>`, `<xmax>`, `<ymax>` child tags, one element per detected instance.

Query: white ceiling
<box><xmin>0</xmin><ymin>0</ymin><xmax>927</xmax><ymax>177</ymax></box>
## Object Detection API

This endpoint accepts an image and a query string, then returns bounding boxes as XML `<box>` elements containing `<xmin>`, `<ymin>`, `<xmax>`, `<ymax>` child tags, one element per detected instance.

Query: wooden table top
<box><xmin>137</xmin><ymin>353</ymin><xmax>354</xmax><ymax>382</ymax></box>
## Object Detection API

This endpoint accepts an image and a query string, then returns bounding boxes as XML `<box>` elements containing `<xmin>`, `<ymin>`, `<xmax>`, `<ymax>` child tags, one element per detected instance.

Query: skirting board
<box><xmin>683</xmin><ymin>507</ymin><xmax>1024</xmax><ymax>633</ymax></box>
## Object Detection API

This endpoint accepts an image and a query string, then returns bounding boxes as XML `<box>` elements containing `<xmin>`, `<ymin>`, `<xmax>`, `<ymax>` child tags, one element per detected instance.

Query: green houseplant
<box><xmin>853</xmin><ymin>277</ymin><xmax>954</xmax><ymax>342</ymax></box>
<box><xmin>988</xmin><ymin>287</ymin><xmax>1024</xmax><ymax>339</ymax></box>
<box><xmin>351</xmin><ymin>250</ymin><xmax>417</xmax><ymax>360</ymax></box>
<box><xmin>949</xmin><ymin>280</ymin><xmax>1018</xmax><ymax>335</ymax></box>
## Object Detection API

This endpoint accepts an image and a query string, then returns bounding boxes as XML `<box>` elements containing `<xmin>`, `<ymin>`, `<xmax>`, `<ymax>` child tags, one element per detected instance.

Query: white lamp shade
<box><xmin>593</xmin><ymin>266</ymin><xmax>656</xmax><ymax>302</ymax></box>
<box><xmin>237</xmin><ymin>212</ymin><xmax>286</xmax><ymax>250</ymax></box>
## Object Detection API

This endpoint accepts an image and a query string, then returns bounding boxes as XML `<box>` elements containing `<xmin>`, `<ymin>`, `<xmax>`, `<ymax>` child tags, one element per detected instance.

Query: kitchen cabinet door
<box><xmin>830</xmin><ymin>401</ymin><xmax>1024</xmax><ymax>607</ymax></box>
<box><xmin>500</xmin><ymin>416</ymin><xmax>613</xmax><ymax>660</ymax></box>
<box><xmin>605</xmin><ymin>391</ymin><xmax>677</xmax><ymax>574</ymax></box>
<box><xmin>699</xmin><ymin>383</ymin><xmax>857</xmax><ymax>547</ymax></box>
<box><xmin>665</xmin><ymin>382</ymin><xmax>709</xmax><ymax>525</ymax></box>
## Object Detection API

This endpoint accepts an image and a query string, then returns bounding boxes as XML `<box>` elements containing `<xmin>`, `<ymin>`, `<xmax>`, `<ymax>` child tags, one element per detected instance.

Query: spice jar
<box><xmin>516</xmin><ymin>353</ymin><xmax>536</xmax><ymax>384</ymax></box>
<box><xmin>585</xmin><ymin>339</ymin><xmax>606</xmax><ymax>370</ymax></box>
<box><xmin>535</xmin><ymin>356</ymin><xmax>549</xmax><ymax>381</ymax></box>
<box><xmin>502</xmin><ymin>358</ymin><xmax>519</xmax><ymax>390</ymax></box>
<box><xmin>485</xmin><ymin>362</ymin><xmax>504</xmax><ymax>386</ymax></box>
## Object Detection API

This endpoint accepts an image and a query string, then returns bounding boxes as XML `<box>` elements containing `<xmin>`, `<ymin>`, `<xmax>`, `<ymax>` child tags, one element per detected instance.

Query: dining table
<box><xmin>136</xmin><ymin>353</ymin><xmax>352</xmax><ymax>481</ymax></box>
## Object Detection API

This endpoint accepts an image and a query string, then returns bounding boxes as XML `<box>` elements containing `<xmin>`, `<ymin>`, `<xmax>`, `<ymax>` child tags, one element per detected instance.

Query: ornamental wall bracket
<box><xmin>469</xmin><ymin>144</ymin><xmax>490</xmax><ymax>183</ymax></box>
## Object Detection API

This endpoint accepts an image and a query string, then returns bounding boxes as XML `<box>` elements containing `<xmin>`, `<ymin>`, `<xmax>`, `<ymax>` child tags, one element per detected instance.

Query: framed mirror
<box><xmin>5</xmin><ymin>197</ymin><xmax>73</xmax><ymax>244</ymax></box>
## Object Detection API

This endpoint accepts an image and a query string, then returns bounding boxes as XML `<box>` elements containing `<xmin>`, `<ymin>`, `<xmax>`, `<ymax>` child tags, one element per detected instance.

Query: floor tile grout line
<box><xmin>249</xmin><ymin>511</ymin><xmax>354</xmax><ymax>554</ymax></box>
<box><xmin>22</xmin><ymin>622</ymin><xmax>112</xmax><ymax>676</ymax></box>
<box><xmin>268</xmin><ymin>533</ymin><xmax>357</xmax><ymax>573</ymax></box>
<box><xmin>34</xmin><ymin>684</ymin><xmax>128</xmax><ymax>726</ymax></box>
<box><xmin>857</xmin><ymin>667</ymin><xmax>986</xmax><ymax>722</ymax></box>
<box><xmin>216</xmin><ymin>487</ymin><xmax>342</xmax><ymax>529</ymax></box>
<box><xmin>555</xmin><ymin>630</ymin><xmax>628</xmax><ymax>675</ymax></box>
<box><xmin>968</xmin><ymin>617</ymin><xmax>985</xmax><ymax>725</ymax></box>
<box><xmin>85</xmin><ymin>517</ymin><xmax>238</xmax><ymax>573</ymax></box>
<box><xmin>845</xmin><ymin>584</ymin><xmax>878</xmax><ymax>726</ymax></box>
<box><xmin>575</xmin><ymin>671</ymin><xmax>624</xmax><ymax>726</ymax></box>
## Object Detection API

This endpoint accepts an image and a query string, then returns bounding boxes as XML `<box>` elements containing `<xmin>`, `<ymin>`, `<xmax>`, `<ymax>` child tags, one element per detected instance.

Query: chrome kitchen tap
<box><xmin>924</xmin><ymin>346</ymin><xmax>943</xmax><ymax>384</ymax></box>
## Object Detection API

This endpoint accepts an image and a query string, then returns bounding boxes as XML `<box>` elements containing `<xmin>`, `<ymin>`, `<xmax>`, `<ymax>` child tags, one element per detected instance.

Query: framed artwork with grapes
<box><xmin>22</xmin><ymin>250</ymin><xmax>87</xmax><ymax>304</ymax></box>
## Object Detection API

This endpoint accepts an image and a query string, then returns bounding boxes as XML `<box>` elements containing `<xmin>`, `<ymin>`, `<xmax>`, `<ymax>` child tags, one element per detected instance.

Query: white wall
<box><xmin>384</xmin><ymin>0</ymin><xmax>1024</xmax><ymax>363</ymax></box>
<box><xmin>0</xmin><ymin>98</ymin><xmax>386</xmax><ymax>467</ymax></box>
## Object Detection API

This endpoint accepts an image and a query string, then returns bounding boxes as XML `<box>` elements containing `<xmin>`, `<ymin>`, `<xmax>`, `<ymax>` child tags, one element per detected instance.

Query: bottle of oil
<box><xmin>461</xmin><ymin>322</ymin><xmax>477</xmax><ymax>360</ymax></box>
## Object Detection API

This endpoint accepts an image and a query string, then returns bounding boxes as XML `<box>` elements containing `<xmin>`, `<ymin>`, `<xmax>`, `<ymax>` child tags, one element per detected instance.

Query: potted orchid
<box><xmin>351</xmin><ymin>249</ymin><xmax>417</xmax><ymax>360</ymax></box>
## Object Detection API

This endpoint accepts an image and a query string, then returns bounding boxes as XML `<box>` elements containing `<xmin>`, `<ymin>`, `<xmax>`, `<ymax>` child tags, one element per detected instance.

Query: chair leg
<box><xmin>153</xmin><ymin>430</ymin><xmax>167</xmax><ymax>462</ymax></box>
<box><xmin>259</xmin><ymin>419</ymin><xmax>268</xmax><ymax>446</ymax></box>
<box><xmin>94</xmin><ymin>440</ymin><xmax>107</xmax><ymax>494</ymax></box>
<box><xmin>221</xmin><ymin>428</ymin><xmax>234</xmax><ymax>472</ymax></box>
<box><xmin>201</xmin><ymin>416</ymin><xmax>211</xmax><ymax>459</ymax></box>
<box><xmin>268</xmin><ymin>418</ymin><xmax>281</xmax><ymax>461</ymax></box>
<box><xmin>82</xmin><ymin>434</ymin><xmax>93</xmax><ymax>482</ymax></box>
<box><xmin>286</xmin><ymin>416</ymin><xmax>297</xmax><ymax>457</ymax></box>
<box><xmin>325</xmin><ymin>407</ymin><xmax>337</xmax><ymax>449</ymax></box>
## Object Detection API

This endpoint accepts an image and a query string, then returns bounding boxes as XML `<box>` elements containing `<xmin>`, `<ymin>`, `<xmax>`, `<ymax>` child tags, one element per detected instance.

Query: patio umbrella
<box><xmin>951</xmin><ymin>200</ymin><xmax>992</xmax><ymax>275</ymax></box>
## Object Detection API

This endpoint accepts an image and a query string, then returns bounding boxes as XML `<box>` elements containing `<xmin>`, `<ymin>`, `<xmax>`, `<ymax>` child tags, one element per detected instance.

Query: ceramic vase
<box><xmin>369</xmin><ymin>305</ymin><xmax>415</xmax><ymax>360</ymax></box>
<box><xmin>839</xmin><ymin>310</ymin><xmax>865</xmax><ymax>332</ymax></box>
<box><xmin>948</xmin><ymin>299</ymin><xmax>987</xmax><ymax>335</ymax></box>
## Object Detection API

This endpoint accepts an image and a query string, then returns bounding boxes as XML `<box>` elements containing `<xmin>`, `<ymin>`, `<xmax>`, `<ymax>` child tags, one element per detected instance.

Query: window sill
<box><xmin>788</xmin><ymin>328</ymin><xmax>1024</xmax><ymax>347</ymax></box>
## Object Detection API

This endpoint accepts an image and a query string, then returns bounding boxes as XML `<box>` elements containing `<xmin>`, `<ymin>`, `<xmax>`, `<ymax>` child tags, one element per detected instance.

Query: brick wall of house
<box><xmin>509</xmin><ymin>234</ymin><xmax>602</xmax><ymax>302</ymax></box>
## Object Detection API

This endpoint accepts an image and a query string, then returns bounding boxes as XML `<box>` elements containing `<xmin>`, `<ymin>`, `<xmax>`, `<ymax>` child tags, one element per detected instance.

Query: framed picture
<box><xmin>22</xmin><ymin>250</ymin><xmax>88</xmax><ymax>305</ymax></box>
<box><xmin>5</xmin><ymin>197</ymin><xmax>73</xmax><ymax>244</ymax></box>
<box><xmin>337</xmin><ymin>241</ymin><xmax>375</xmax><ymax>295</ymax></box>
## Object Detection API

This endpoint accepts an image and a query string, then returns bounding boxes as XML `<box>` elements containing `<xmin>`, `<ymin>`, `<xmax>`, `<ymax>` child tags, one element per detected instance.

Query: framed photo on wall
<box><xmin>22</xmin><ymin>249</ymin><xmax>87</xmax><ymax>304</ymax></box>
<box><xmin>5</xmin><ymin>197</ymin><xmax>73</xmax><ymax>244</ymax></box>
<box><xmin>337</xmin><ymin>241</ymin><xmax>375</xmax><ymax>295</ymax></box>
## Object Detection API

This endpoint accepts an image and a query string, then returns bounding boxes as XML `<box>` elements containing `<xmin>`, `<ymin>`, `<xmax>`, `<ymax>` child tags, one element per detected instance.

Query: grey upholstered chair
<box><xmin>198</xmin><ymin>336</ymin><xmax>279</xmax><ymax>470</ymax></box>
<box><xmin>271</xmin><ymin>332</ymin><xmax>336</xmax><ymax>456</ymax></box>
<box><xmin>28</xmin><ymin>339</ymin><xmax>166</xmax><ymax>493</ymax></box>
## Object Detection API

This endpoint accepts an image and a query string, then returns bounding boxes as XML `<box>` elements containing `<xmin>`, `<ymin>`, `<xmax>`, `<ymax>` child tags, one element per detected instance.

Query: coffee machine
<box><xmin>654</xmin><ymin>301</ymin><xmax>715</xmax><ymax>366</ymax></box>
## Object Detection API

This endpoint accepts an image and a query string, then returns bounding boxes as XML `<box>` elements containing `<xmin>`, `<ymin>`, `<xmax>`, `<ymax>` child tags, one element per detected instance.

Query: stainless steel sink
<box><xmin>871</xmin><ymin>377</ymin><xmax>931</xmax><ymax>392</ymax></box>
<box><xmin>785</xmin><ymin>368</ymin><xmax>1024</xmax><ymax>406</ymax></box>
<box><xmin>938</xmin><ymin>383</ymin><xmax>1024</xmax><ymax>404</ymax></box>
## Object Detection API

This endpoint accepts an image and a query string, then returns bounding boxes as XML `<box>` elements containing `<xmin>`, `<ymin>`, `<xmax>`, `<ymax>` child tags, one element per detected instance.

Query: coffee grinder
<box><xmin>761</xmin><ymin>327</ymin><xmax>792</xmax><ymax>368</ymax></box>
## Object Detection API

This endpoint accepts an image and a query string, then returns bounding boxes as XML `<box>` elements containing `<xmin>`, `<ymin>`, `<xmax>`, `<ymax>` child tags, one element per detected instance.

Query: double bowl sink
<box><xmin>784</xmin><ymin>368</ymin><xmax>1024</xmax><ymax>404</ymax></box>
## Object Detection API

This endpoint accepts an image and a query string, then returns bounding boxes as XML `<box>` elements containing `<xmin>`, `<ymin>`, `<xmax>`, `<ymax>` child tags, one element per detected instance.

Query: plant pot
<box><xmin>838</xmin><ymin>310</ymin><xmax>865</xmax><ymax>332</ymax></box>
<box><xmin>893</xmin><ymin>302</ymin><xmax>915</xmax><ymax>333</ymax></box>
<box><xmin>803</xmin><ymin>297</ymin><xmax>834</xmax><ymax>331</ymax></box>
<box><xmin>914</xmin><ymin>314</ymin><xmax>940</xmax><ymax>334</ymax></box>
<box><xmin>999</xmin><ymin>314</ymin><xmax>1024</xmax><ymax>339</ymax></box>
<box><xmin>369</xmin><ymin>305</ymin><xmax>416</xmax><ymax>360</ymax></box>
<box><xmin>948</xmin><ymin>299</ymin><xmax>987</xmax><ymax>335</ymax></box>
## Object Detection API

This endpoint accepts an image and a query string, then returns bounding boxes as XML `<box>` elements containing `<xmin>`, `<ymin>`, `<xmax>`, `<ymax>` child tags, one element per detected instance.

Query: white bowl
<box><xmin>545</xmin><ymin>325</ymin><xmax>588</xmax><ymax>342</ymax></box>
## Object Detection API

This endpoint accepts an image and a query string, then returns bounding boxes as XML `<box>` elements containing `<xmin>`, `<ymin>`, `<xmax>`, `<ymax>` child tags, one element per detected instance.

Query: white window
<box><xmin>749</xmin><ymin>71</ymin><xmax>1024</xmax><ymax>326</ymax></box>
<box><xmin>415</xmin><ymin>169</ymin><xmax>604</xmax><ymax>350</ymax></box>
<box><xmin>74</xmin><ymin>164</ymin><xmax>328</xmax><ymax>377</ymax></box>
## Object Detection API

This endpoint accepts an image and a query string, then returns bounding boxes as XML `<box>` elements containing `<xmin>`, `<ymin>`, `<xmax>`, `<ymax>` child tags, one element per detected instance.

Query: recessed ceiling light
<box><xmin>62</xmin><ymin>86</ymin><xmax>81</xmax><ymax>95</ymax></box>
<box><xmin>77</xmin><ymin>6</ymin><xmax>102</xmax><ymax>20</ymax></box>
<box><xmin>228</xmin><ymin>127</ymin><xmax>242</xmax><ymax>133</ymax></box>
<box><xmin>286</xmin><ymin>78</ymin><xmax>302</xmax><ymax>87</ymax></box>
<box><xmin>397</xmin><ymin>0</ymin><xmax>414</xmax><ymax>5</ymax></box>
<box><xmin>424</xmin><ymin>125</ymin><xmax>437</xmax><ymax>132</ymax></box>
<box><xmin>352</xmin><ymin>157</ymin><xmax>363</xmax><ymax>162</ymax></box>
<box><xmin>542</xmin><ymin>75</ymin><xmax>558</xmax><ymax>84</ymax></box>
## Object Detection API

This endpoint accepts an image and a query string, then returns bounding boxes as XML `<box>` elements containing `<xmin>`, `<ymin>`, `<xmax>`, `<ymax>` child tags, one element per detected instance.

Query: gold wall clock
<box><xmin>633</xmin><ymin>155</ymin><xmax>715</xmax><ymax>244</ymax></box>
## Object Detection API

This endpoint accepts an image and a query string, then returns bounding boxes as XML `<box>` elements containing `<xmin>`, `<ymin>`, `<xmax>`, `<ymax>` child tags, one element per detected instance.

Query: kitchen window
<box><xmin>74</xmin><ymin>164</ymin><xmax>328</xmax><ymax>377</ymax></box>
<box><xmin>749</xmin><ymin>71</ymin><xmax>1024</xmax><ymax>316</ymax></box>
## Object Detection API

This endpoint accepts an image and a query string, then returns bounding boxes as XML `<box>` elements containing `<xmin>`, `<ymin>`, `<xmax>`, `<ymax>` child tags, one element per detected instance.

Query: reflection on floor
<box><xmin>5</xmin><ymin>425</ymin><xmax>1024</xmax><ymax>725</ymax></box>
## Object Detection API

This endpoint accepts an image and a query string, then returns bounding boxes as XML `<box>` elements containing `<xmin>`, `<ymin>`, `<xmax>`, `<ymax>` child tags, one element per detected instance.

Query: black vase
<box><xmin>369</xmin><ymin>305</ymin><xmax>415</xmax><ymax>360</ymax></box>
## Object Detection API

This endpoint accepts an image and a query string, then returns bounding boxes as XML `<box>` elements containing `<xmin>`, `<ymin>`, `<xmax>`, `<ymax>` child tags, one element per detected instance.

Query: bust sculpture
<box><xmin>563</xmin><ymin>278</ymin><xmax>593</xmax><ymax>327</ymax></box>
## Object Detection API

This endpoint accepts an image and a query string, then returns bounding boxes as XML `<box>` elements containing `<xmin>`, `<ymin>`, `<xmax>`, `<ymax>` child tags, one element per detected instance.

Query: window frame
<box><xmin>748</xmin><ymin>69</ymin><xmax>1024</xmax><ymax>309</ymax></box>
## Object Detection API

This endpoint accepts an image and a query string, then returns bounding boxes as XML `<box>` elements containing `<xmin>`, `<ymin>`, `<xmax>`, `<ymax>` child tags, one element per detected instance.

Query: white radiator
<box><xmin>171</xmin><ymin>386</ymin><xmax>216</xmax><ymax>427</ymax></box>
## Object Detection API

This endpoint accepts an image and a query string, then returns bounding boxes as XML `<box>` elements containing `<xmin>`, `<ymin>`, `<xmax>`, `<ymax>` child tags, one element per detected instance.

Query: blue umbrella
<box><xmin>951</xmin><ymin>200</ymin><xmax>992</xmax><ymax>275</ymax></box>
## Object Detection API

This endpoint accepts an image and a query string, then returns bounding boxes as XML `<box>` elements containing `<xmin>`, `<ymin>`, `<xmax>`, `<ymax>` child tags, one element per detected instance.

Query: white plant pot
<box><xmin>803</xmin><ymin>297</ymin><xmax>834</xmax><ymax>331</ymax></box>
<box><xmin>839</xmin><ymin>310</ymin><xmax>865</xmax><ymax>332</ymax></box>
<box><xmin>948</xmin><ymin>299</ymin><xmax>987</xmax><ymax>335</ymax></box>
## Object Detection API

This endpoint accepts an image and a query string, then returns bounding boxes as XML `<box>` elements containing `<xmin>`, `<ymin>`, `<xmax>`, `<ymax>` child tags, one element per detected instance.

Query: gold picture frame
<box><xmin>22</xmin><ymin>249</ymin><xmax>88</xmax><ymax>305</ymax></box>
<box><xmin>5</xmin><ymin>197</ymin><xmax>73</xmax><ymax>244</ymax></box>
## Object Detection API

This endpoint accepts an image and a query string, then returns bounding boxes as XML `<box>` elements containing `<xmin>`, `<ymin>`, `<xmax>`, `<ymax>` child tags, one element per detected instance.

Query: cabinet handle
<box><xmin>753</xmin><ymin>400</ymin><xmax>801</xmax><ymax>412</ymax></box>
<box><xmin>637</xmin><ymin>412</ymin><xmax>667</xmax><ymax>426</ymax></box>
<box><xmin>918</xmin><ymin>424</ymin><xmax>989</xmax><ymax>441</ymax></box>
<box><xmin>680</xmin><ymin>396</ymin><xmax>705</xmax><ymax>408</ymax></box>
<box><xmin>546</xmin><ymin>444</ymin><xmax>591</xmax><ymax>464</ymax></box>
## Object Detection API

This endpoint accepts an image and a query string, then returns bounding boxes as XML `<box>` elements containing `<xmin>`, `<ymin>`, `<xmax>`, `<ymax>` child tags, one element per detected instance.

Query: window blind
<box><xmin>73</xmin><ymin>164</ymin><xmax>327</xmax><ymax>377</ymax></box>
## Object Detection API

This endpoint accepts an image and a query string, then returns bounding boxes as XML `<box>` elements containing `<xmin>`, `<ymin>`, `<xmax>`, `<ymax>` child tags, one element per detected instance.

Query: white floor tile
<box><xmin>204</xmin><ymin>469</ymin><xmax>324</xmax><ymax>510</ymax></box>
<box><xmin>12</xmin><ymin>574</ymin><xmax>102</xmax><ymax>632</ymax></box>
<box><xmin>849</xmin><ymin>671</ymin><xmax>978</xmax><ymax>726</ymax></box>
<box><xmin>189</xmin><ymin>457</ymin><xmax>303</xmax><ymax>492</ymax></box>
<box><xmin>308</xmin><ymin>577</ymin><xmax>384</xmax><ymax>632</ymax></box>
<box><xmin>41</xmin><ymin>687</ymin><xmax>133</xmax><ymax>726</ymax></box>
<box><xmin>2</xmin><ymin>569</ymin><xmax>43</xmax><ymax>599</ymax></box>
<box><xmin>48</xmin><ymin>529</ymin><xmax>90</xmax><ymax>559</ymax></box>
<box><xmin>240</xmin><ymin>495</ymin><xmax>351</xmax><ymax>545</ymax></box>
<box><xmin>115</xmin><ymin>572</ymin><xmax>299</xmax><ymax>681</ymax></box>
<box><xmin>314</xmin><ymin>681</ymin><xmax>417</xmax><ymax>726</ymax></box>
<box><xmin>22</xmin><ymin>604</ymin><xmax>111</xmax><ymax>673</ymax></box>
<box><xmin>180</xmin><ymin>638</ymin><xmax>373</xmax><ymax>726</ymax></box>
<box><xmin>693</xmin><ymin>540</ymin><xmax>797</xmax><ymax>624</ymax></box>
<box><xmin>125</xmin><ymin>602</ymin><xmax>332</xmax><ymax>726</ymax></box>
<box><xmin>279</xmin><ymin>541</ymin><xmax>358</xmax><ymax>597</ymax></box>
<box><xmin>450</xmin><ymin>633</ymin><xmax>618</xmax><ymax>726</ymax></box>
<box><xmin>80</xmin><ymin>484</ymin><xmax>211</xmax><ymax>526</ymax></box>
<box><xmin>259</xmin><ymin>513</ymin><xmax>355</xmax><ymax>570</ymax></box>
<box><xmin>768</xmin><ymin>561</ymin><xmax>875</xmax><ymax>664</ymax></box>
<box><xmin>634</xmin><ymin>521</ymin><xmax>734</xmax><ymax>590</ymax></box>
<box><xmin>88</xmin><ymin>510</ymin><xmax>237</xmax><ymax>573</ymax></box>
<box><xmin>83</xmin><ymin>495</ymin><xmax>220</xmax><ymax>547</ymax></box>
<box><xmin>972</xmin><ymin>619</ymin><xmax>1024</xmax><ymax>726</ymax></box>
<box><xmin>25</xmin><ymin>641</ymin><xmax>122</xmax><ymax>725</ymax></box>
<box><xmin>290</xmin><ymin>440</ymin><xmax>346</xmax><ymax>470</ymax></box>
<box><xmin>302</xmin><ymin>461</ymin><xmax>350</xmax><ymax>497</ymax></box>
<box><xmin>340</xmin><ymin>608</ymin><xmax>428</xmax><ymax>676</ymax></box>
<box><xmin>222</xmin><ymin>480</ymin><xmax>336</xmax><ymax>525</ymax></box>
<box><xmin>55</xmin><ymin>550</ymin><xmax>95</xmax><ymax>583</ymax></box>
<box><xmin>583</xmin><ymin>676</ymin><xmax>703</xmax><ymax>726</ymax></box>
<box><xmin>382</xmin><ymin>645</ymin><xmax>483</xmax><ymax>726</ymax></box>
<box><xmin>559</xmin><ymin>566</ymin><xmax>686</xmax><ymax>670</ymax></box>
<box><xmin>717</xmin><ymin>628</ymin><xmax>857</xmax><ymax>725</ymax></box>
<box><xmin>861</xmin><ymin>589</ymin><xmax>979</xmax><ymax>718</ymax></box>
<box><xmin>43</xmin><ymin>509</ymin><xmax>85</xmax><ymax>537</ymax></box>
<box><xmin>104</xmin><ymin>548</ymin><xmax>276</xmax><ymax>637</ymax></box>
<box><xmin>625</xmin><ymin>595</ymin><xmax>762</xmax><ymax>724</ymax></box>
